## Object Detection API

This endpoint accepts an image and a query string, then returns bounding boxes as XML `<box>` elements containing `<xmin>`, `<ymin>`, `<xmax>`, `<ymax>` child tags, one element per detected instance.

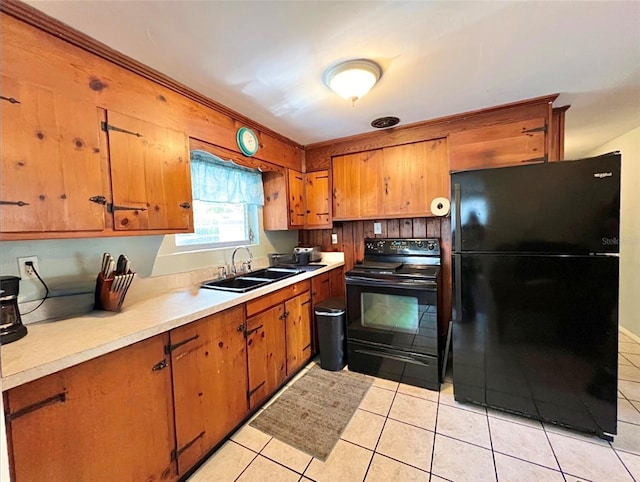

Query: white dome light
<box><xmin>324</xmin><ymin>59</ymin><xmax>382</xmax><ymax>104</ymax></box>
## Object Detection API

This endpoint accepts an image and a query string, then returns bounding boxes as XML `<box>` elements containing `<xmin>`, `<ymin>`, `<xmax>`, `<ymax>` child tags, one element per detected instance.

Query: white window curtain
<box><xmin>190</xmin><ymin>150</ymin><xmax>264</xmax><ymax>205</ymax></box>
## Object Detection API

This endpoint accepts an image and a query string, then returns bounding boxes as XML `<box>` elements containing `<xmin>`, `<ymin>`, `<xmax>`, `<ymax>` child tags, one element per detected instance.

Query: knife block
<box><xmin>94</xmin><ymin>271</ymin><xmax>135</xmax><ymax>312</ymax></box>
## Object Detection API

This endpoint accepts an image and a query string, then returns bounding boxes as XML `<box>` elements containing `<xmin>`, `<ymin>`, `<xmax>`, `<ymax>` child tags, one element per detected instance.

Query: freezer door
<box><xmin>452</xmin><ymin>253</ymin><xmax>618</xmax><ymax>438</ymax></box>
<box><xmin>451</xmin><ymin>153</ymin><xmax>620</xmax><ymax>254</ymax></box>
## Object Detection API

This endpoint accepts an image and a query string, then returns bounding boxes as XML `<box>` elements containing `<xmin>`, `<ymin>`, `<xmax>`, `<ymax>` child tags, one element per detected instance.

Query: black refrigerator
<box><xmin>451</xmin><ymin>152</ymin><xmax>620</xmax><ymax>440</ymax></box>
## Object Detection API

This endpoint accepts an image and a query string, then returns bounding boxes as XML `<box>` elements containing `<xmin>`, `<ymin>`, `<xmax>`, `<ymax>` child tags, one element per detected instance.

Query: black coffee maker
<box><xmin>1</xmin><ymin>276</ymin><xmax>28</xmax><ymax>344</ymax></box>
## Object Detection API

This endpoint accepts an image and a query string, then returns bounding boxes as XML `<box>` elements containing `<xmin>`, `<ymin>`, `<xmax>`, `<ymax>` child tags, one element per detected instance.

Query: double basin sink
<box><xmin>201</xmin><ymin>265</ymin><xmax>325</xmax><ymax>293</ymax></box>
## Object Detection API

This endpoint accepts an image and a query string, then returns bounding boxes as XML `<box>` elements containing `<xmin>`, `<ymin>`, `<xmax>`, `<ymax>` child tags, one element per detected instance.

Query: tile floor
<box><xmin>189</xmin><ymin>331</ymin><xmax>640</xmax><ymax>482</ymax></box>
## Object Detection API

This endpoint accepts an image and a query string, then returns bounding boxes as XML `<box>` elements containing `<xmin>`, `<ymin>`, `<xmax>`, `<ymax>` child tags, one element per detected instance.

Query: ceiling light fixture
<box><xmin>323</xmin><ymin>59</ymin><xmax>382</xmax><ymax>105</ymax></box>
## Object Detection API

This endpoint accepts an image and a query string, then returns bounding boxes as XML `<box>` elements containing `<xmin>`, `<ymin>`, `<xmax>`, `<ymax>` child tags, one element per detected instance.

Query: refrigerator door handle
<box><xmin>454</xmin><ymin>183</ymin><xmax>462</xmax><ymax>253</ymax></box>
<box><xmin>454</xmin><ymin>253</ymin><xmax>462</xmax><ymax>322</ymax></box>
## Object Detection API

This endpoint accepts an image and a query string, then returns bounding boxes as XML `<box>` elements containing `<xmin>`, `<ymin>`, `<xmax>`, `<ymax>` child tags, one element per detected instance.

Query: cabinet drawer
<box><xmin>246</xmin><ymin>280</ymin><xmax>311</xmax><ymax>317</ymax></box>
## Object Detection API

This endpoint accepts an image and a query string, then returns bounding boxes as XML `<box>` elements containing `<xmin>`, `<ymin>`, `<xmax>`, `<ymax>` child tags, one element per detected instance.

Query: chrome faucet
<box><xmin>231</xmin><ymin>246</ymin><xmax>253</xmax><ymax>275</ymax></box>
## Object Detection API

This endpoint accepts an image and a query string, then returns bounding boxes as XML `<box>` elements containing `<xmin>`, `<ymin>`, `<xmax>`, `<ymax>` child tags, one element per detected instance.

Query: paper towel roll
<box><xmin>430</xmin><ymin>197</ymin><xmax>451</xmax><ymax>216</ymax></box>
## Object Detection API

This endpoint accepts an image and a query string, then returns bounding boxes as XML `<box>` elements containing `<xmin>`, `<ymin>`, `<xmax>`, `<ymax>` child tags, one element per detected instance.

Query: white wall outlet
<box><xmin>331</xmin><ymin>233</ymin><xmax>338</xmax><ymax>244</ymax></box>
<box><xmin>18</xmin><ymin>256</ymin><xmax>39</xmax><ymax>279</ymax></box>
<box><xmin>373</xmin><ymin>222</ymin><xmax>382</xmax><ymax>234</ymax></box>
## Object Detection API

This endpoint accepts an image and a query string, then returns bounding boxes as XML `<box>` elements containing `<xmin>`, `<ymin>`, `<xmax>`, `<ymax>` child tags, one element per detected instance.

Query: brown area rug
<box><xmin>249</xmin><ymin>365</ymin><xmax>374</xmax><ymax>461</ymax></box>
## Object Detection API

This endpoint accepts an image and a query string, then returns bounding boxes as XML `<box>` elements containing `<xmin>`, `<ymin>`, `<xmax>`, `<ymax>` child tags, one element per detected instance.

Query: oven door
<box><xmin>346</xmin><ymin>276</ymin><xmax>438</xmax><ymax>356</ymax></box>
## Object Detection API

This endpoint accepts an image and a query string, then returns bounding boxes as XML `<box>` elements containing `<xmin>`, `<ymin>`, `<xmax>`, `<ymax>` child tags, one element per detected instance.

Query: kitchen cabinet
<box><xmin>305</xmin><ymin>170</ymin><xmax>332</xmax><ymax>229</ymax></box>
<box><xmin>169</xmin><ymin>305</ymin><xmax>248</xmax><ymax>475</ymax></box>
<box><xmin>4</xmin><ymin>334</ymin><xmax>176</xmax><ymax>482</ymax></box>
<box><xmin>245</xmin><ymin>304</ymin><xmax>287</xmax><ymax>409</ymax></box>
<box><xmin>0</xmin><ymin>75</ymin><xmax>106</xmax><ymax>233</ymax></box>
<box><xmin>105</xmin><ymin>110</ymin><xmax>193</xmax><ymax>231</ymax></box>
<box><xmin>332</xmin><ymin>149</ymin><xmax>384</xmax><ymax>220</ymax></box>
<box><xmin>288</xmin><ymin>169</ymin><xmax>306</xmax><ymax>228</ymax></box>
<box><xmin>332</xmin><ymin>139</ymin><xmax>448</xmax><ymax>220</ymax></box>
<box><xmin>382</xmin><ymin>140</ymin><xmax>449</xmax><ymax>217</ymax></box>
<box><xmin>448</xmin><ymin>118</ymin><xmax>547</xmax><ymax>171</ymax></box>
<box><xmin>329</xmin><ymin>266</ymin><xmax>345</xmax><ymax>298</ymax></box>
<box><xmin>284</xmin><ymin>291</ymin><xmax>313</xmax><ymax>374</ymax></box>
<box><xmin>245</xmin><ymin>280</ymin><xmax>311</xmax><ymax>408</ymax></box>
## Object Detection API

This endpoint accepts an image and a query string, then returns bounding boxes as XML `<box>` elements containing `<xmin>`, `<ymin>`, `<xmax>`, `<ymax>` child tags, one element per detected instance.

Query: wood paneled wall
<box><xmin>299</xmin><ymin>216</ymin><xmax>452</xmax><ymax>337</ymax></box>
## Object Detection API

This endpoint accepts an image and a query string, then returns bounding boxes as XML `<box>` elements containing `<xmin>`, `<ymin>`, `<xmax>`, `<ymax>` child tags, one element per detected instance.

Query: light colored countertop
<box><xmin>0</xmin><ymin>254</ymin><xmax>344</xmax><ymax>391</ymax></box>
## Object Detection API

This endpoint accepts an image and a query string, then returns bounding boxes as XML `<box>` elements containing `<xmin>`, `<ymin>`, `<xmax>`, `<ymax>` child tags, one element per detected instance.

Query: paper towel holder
<box><xmin>430</xmin><ymin>197</ymin><xmax>451</xmax><ymax>217</ymax></box>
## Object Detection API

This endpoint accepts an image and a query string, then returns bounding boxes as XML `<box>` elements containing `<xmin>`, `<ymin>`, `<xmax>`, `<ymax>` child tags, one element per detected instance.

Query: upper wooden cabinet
<box><xmin>264</xmin><ymin>169</ymin><xmax>332</xmax><ymax>230</ymax></box>
<box><xmin>169</xmin><ymin>305</ymin><xmax>248</xmax><ymax>475</ymax></box>
<box><xmin>332</xmin><ymin>149</ymin><xmax>384</xmax><ymax>220</ymax></box>
<box><xmin>305</xmin><ymin>170</ymin><xmax>331</xmax><ymax>229</ymax></box>
<box><xmin>106</xmin><ymin>111</ymin><xmax>193</xmax><ymax>231</ymax></box>
<box><xmin>332</xmin><ymin>139</ymin><xmax>448</xmax><ymax>221</ymax></box>
<box><xmin>5</xmin><ymin>334</ymin><xmax>177</xmax><ymax>482</ymax></box>
<box><xmin>448</xmin><ymin>118</ymin><xmax>547</xmax><ymax>171</ymax></box>
<box><xmin>0</xmin><ymin>76</ymin><xmax>106</xmax><ymax>233</ymax></box>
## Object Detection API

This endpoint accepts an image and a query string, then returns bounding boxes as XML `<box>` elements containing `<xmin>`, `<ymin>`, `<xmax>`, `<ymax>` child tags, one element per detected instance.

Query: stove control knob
<box><xmin>428</xmin><ymin>243</ymin><xmax>435</xmax><ymax>250</ymax></box>
<box><xmin>414</xmin><ymin>240</ymin><xmax>423</xmax><ymax>248</ymax></box>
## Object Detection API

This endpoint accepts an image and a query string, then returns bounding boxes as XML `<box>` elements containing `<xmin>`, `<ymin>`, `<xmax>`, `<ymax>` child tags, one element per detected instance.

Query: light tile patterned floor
<box><xmin>189</xmin><ymin>331</ymin><xmax>640</xmax><ymax>481</ymax></box>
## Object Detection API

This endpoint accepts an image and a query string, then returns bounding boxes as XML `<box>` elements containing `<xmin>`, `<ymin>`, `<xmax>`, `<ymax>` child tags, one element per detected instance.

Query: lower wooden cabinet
<box><xmin>5</xmin><ymin>334</ymin><xmax>177</xmax><ymax>482</ymax></box>
<box><xmin>169</xmin><ymin>305</ymin><xmax>249</xmax><ymax>475</ymax></box>
<box><xmin>329</xmin><ymin>267</ymin><xmax>345</xmax><ymax>298</ymax></box>
<box><xmin>246</xmin><ymin>304</ymin><xmax>287</xmax><ymax>409</ymax></box>
<box><xmin>284</xmin><ymin>291</ymin><xmax>312</xmax><ymax>374</ymax></box>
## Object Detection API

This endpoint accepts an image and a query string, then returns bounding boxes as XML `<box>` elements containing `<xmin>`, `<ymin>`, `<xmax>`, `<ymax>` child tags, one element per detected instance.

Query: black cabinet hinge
<box><xmin>151</xmin><ymin>359</ymin><xmax>168</xmax><ymax>371</ymax></box>
<box><xmin>171</xmin><ymin>431</ymin><xmax>205</xmax><ymax>461</ymax></box>
<box><xmin>521</xmin><ymin>155</ymin><xmax>548</xmax><ymax>163</ymax></box>
<box><xmin>0</xmin><ymin>95</ymin><xmax>20</xmax><ymax>104</ymax></box>
<box><xmin>179</xmin><ymin>202</ymin><xmax>191</xmax><ymax>209</ymax></box>
<box><xmin>0</xmin><ymin>200</ymin><xmax>29</xmax><ymax>207</ymax></box>
<box><xmin>101</xmin><ymin>121</ymin><xmax>142</xmax><ymax>137</ymax></box>
<box><xmin>247</xmin><ymin>381</ymin><xmax>266</xmax><ymax>401</ymax></box>
<box><xmin>244</xmin><ymin>324</ymin><xmax>263</xmax><ymax>338</ymax></box>
<box><xmin>522</xmin><ymin>125</ymin><xmax>547</xmax><ymax>134</ymax></box>
<box><xmin>6</xmin><ymin>392</ymin><xmax>66</xmax><ymax>422</ymax></box>
<box><xmin>108</xmin><ymin>203</ymin><xmax>147</xmax><ymax>213</ymax></box>
<box><xmin>165</xmin><ymin>334</ymin><xmax>200</xmax><ymax>355</ymax></box>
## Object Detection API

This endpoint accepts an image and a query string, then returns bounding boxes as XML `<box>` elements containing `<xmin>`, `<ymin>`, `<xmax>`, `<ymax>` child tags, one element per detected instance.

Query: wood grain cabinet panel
<box><xmin>284</xmin><ymin>291</ymin><xmax>312</xmax><ymax>375</ymax></box>
<box><xmin>105</xmin><ymin>110</ymin><xmax>193</xmax><ymax>231</ymax></box>
<box><xmin>332</xmin><ymin>149</ymin><xmax>383</xmax><ymax>220</ymax></box>
<box><xmin>5</xmin><ymin>334</ymin><xmax>177</xmax><ymax>482</ymax></box>
<box><xmin>169</xmin><ymin>306</ymin><xmax>249</xmax><ymax>475</ymax></box>
<box><xmin>246</xmin><ymin>304</ymin><xmax>287</xmax><ymax>409</ymax></box>
<box><xmin>448</xmin><ymin>118</ymin><xmax>547</xmax><ymax>171</ymax></box>
<box><xmin>0</xmin><ymin>75</ymin><xmax>106</xmax><ymax>233</ymax></box>
<box><xmin>305</xmin><ymin>170</ymin><xmax>332</xmax><ymax>229</ymax></box>
<box><xmin>287</xmin><ymin>169</ymin><xmax>306</xmax><ymax>228</ymax></box>
<box><xmin>329</xmin><ymin>267</ymin><xmax>346</xmax><ymax>298</ymax></box>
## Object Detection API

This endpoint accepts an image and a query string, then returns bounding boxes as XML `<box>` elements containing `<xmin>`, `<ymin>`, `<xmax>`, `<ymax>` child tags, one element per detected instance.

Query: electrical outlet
<box><xmin>18</xmin><ymin>256</ymin><xmax>39</xmax><ymax>279</ymax></box>
<box><xmin>373</xmin><ymin>222</ymin><xmax>382</xmax><ymax>234</ymax></box>
<box><xmin>331</xmin><ymin>233</ymin><xmax>338</xmax><ymax>244</ymax></box>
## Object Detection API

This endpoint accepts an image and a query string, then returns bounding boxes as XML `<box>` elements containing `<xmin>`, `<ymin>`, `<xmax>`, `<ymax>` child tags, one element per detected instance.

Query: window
<box><xmin>175</xmin><ymin>150</ymin><xmax>264</xmax><ymax>250</ymax></box>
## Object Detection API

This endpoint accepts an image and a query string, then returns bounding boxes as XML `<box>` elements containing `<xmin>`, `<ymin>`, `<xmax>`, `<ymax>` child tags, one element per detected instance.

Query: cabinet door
<box><xmin>285</xmin><ymin>291</ymin><xmax>313</xmax><ymax>375</ymax></box>
<box><xmin>288</xmin><ymin>169</ymin><xmax>306</xmax><ymax>227</ymax></box>
<box><xmin>332</xmin><ymin>150</ymin><xmax>383</xmax><ymax>220</ymax></box>
<box><xmin>0</xmin><ymin>76</ymin><xmax>106</xmax><ymax>233</ymax></box>
<box><xmin>382</xmin><ymin>139</ymin><xmax>449</xmax><ymax>217</ymax></box>
<box><xmin>329</xmin><ymin>267</ymin><xmax>345</xmax><ymax>298</ymax></box>
<box><xmin>106</xmin><ymin>110</ymin><xmax>193</xmax><ymax>231</ymax></box>
<box><xmin>246</xmin><ymin>304</ymin><xmax>286</xmax><ymax>409</ymax></box>
<box><xmin>170</xmin><ymin>306</ymin><xmax>248</xmax><ymax>475</ymax></box>
<box><xmin>6</xmin><ymin>334</ymin><xmax>176</xmax><ymax>482</ymax></box>
<box><xmin>449</xmin><ymin>118</ymin><xmax>547</xmax><ymax>171</ymax></box>
<box><xmin>310</xmin><ymin>273</ymin><xmax>331</xmax><ymax>354</ymax></box>
<box><xmin>305</xmin><ymin>170</ymin><xmax>331</xmax><ymax>228</ymax></box>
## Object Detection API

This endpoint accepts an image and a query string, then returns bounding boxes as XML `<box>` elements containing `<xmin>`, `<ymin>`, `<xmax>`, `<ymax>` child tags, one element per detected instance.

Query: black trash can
<box><xmin>315</xmin><ymin>297</ymin><xmax>347</xmax><ymax>371</ymax></box>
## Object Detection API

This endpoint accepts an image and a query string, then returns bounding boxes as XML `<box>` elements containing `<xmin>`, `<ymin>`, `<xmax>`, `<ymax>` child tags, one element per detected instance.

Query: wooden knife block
<box><xmin>94</xmin><ymin>271</ymin><xmax>135</xmax><ymax>312</ymax></box>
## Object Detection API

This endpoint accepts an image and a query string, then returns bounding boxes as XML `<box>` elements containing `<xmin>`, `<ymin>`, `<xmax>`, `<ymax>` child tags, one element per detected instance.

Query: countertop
<box><xmin>0</xmin><ymin>255</ymin><xmax>344</xmax><ymax>391</ymax></box>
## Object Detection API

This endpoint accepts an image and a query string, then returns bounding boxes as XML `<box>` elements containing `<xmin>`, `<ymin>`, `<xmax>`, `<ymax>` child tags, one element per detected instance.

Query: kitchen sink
<box><xmin>200</xmin><ymin>267</ymin><xmax>303</xmax><ymax>292</ymax></box>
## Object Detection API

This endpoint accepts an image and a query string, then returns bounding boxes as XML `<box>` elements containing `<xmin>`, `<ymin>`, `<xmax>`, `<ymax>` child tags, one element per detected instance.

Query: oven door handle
<box><xmin>345</xmin><ymin>276</ymin><xmax>436</xmax><ymax>290</ymax></box>
<box><xmin>353</xmin><ymin>349</ymin><xmax>432</xmax><ymax>366</ymax></box>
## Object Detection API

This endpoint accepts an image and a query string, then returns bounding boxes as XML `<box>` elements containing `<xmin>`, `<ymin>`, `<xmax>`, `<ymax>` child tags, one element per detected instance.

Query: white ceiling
<box><xmin>26</xmin><ymin>1</ymin><xmax>640</xmax><ymax>159</ymax></box>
